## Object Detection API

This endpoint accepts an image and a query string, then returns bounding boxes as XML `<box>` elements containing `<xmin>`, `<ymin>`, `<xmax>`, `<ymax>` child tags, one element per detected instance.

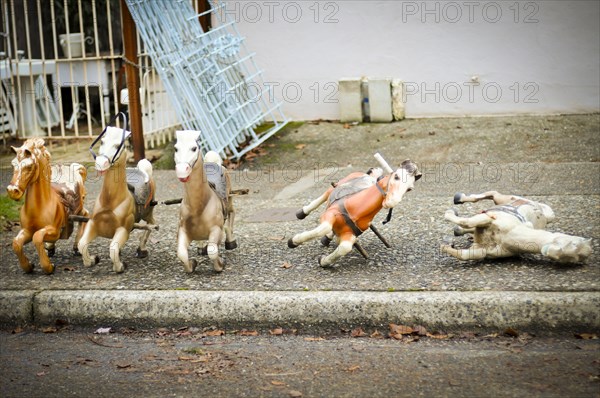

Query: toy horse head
<box><xmin>542</xmin><ymin>235</ymin><xmax>592</xmax><ymax>263</ymax></box>
<box><xmin>92</xmin><ymin>126</ymin><xmax>131</xmax><ymax>174</ymax></box>
<box><xmin>374</xmin><ymin>153</ymin><xmax>421</xmax><ymax>209</ymax></box>
<box><xmin>174</xmin><ymin>130</ymin><xmax>202</xmax><ymax>183</ymax></box>
<box><xmin>7</xmin><ymin>139</ymin><xmax>50</xmax><ymax>201</ymax></box>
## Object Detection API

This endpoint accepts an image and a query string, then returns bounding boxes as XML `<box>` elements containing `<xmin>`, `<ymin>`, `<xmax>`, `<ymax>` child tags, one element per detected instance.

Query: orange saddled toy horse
<box><xmin>6</xmin><ymin>138</ymin><xmax>89</xmax><ymax>274</ymax></box>
<box><xmin>288</xmin><ymin>153</ymin><xmax>421</xmax><ymax>267</ymax></box>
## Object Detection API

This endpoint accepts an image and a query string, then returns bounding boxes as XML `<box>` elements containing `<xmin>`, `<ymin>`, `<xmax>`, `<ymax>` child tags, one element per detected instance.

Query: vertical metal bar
<box><xmin>121</xmin><ymin>0</ymin><xmax>144</xmax><ymax>161</ymax></box>
<box><xmin>49</xmin><ymin>0</ymin><xmax>66</xmax><ymax>138</ymax></box>
<box><xmin>106</xmin><ymin>0</ymin><xmax>119</xmax><ymax>117</ymax></box>
<box><xmin>9</xmin><ymin>0</ymin><xmax>25</xmax><ymax>138</ymax></box>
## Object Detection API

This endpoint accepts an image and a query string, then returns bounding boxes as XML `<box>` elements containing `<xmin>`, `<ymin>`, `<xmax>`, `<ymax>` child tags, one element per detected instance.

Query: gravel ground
<box><xmin>0</xmin><ymin>114</ymin><xmax>598</xmax><ymax>292</ymax></box>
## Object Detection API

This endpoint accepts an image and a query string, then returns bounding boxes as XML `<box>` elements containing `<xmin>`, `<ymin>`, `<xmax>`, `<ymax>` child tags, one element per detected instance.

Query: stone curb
<box><xmin>1</xmin><ymin>290</ymin><xmax>599</xmax><ymax>332</ymax></box>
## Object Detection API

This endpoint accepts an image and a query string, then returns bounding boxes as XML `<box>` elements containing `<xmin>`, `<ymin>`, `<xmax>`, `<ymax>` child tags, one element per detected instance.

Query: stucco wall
<box><xmin>219</xmin><ymin>0</ymin><xmax>600</xmax><ymax>120</ymax></box>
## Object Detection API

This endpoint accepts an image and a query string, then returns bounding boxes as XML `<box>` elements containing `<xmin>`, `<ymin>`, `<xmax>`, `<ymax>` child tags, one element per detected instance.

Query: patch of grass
<box><xmin>182</xmin><ymin>347</ymin><xmax>204</xmax><ymax>355</ymax></box>
<box><xmin>0</xmin><ymin>194</ymin><xmax>21</xmax><ymax>221</ymax></box>
<box><xmin>151</xmin><ymin>141</ymin><xmax>176</xmax><ymax>170</ymax></box>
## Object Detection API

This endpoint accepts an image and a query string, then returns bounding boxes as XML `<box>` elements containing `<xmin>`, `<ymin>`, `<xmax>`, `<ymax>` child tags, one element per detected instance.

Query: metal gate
<box><xmin>124</xmin><ymin>0</ymin><xmax>288</xmax><ymax>159</ymax></box>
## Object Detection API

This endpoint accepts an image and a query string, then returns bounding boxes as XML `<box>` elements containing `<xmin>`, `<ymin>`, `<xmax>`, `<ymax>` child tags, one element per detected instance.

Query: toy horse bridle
<box><xmin>89</xmin><ymin>112</ymin><xmax>129</xmax><ymax>164</ymax></box>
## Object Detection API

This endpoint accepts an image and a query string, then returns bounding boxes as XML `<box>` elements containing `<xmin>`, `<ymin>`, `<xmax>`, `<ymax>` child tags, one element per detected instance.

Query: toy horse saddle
<box><xmin>328</xmin><ymin>175</ymin><xmax>377</xmax><ymax>205</ymax></box>
<box><xmin>126</xmin><ymin>168</ymin><xmax>154</xmax><ymax>206</ymax></box>
<box><xmin>204</xmin><ymin>162</ymin><xmax>228</xmax><ymax>204</ymax></box>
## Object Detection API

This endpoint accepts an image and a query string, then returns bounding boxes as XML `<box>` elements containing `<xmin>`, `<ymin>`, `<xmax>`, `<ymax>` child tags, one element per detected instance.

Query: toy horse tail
<box><xmin>136</xmin><ymin>159</ymin><xmax>155</xmax><ymax>208</ymax></box>
<box><xmin>204</xmin><ymin>151</ymin><xmax>222</xmax><ymax>165</ymax></box>
<box><xmin>72</xmin><ymin>163</ymin><xmax>88</xmax><ymax>215</ymax></box>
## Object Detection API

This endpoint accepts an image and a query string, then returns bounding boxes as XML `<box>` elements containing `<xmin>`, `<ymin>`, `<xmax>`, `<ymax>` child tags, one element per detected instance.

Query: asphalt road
<box><xmin>1</xmin><ymin>327</ymin><xmax>599</xmax><ymax>398</ymax></box>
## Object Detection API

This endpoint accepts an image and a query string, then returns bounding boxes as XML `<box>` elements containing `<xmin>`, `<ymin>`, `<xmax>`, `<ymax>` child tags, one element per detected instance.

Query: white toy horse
<box><xmin>442</xmin><ymin>191</ymin><xmax>592</xmax><ymax>263</ymax></box>
<box><xmin>78</xmin><ymin>117</ymin><xmax>157</xmax><ymax>273</ymax></box>
<box><xmin>174</xmin><ymin>130</ymin><xmax>237</xmax><ymax>273</ymax></box>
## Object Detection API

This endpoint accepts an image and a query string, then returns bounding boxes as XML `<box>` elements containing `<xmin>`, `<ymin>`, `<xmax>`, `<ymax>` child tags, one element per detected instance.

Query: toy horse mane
<box><xmin>23</xmin><ymin>138</ymin><xmax>51</xmax><ymax>162</ymax></box>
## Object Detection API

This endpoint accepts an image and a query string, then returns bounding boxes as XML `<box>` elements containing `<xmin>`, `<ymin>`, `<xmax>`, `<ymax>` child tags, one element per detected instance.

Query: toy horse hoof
<box><xmin>136</xmin><ymin>248</ymin><xmax>149</xmax><ymax>259</ymax></box>
<box><xmin>199</xmin><ymin>246</ymin><xmax>209</xmax><ymax>255</ymax></box>
<box><xmin>296</xmin><ymin>209</ymin><xmax>307</xmax><ymax>220</ymax></box>
<box><xmin>320</xmin><ymin>235</ymin><xmax>332</xmax><ymax>247</ymax></box>
<box><xmin>213</xmin><ymin>258</ymin><xmax>224</xmax><ymax>273</ymax></box>
<box><xmin>46</xmin><ymin>247</ymin><xmax>56</xmax><ymax>257</ymax></box>
<box><xmin>42</xmin><ymin>265</ymin><xmax>55</xmax><ymax>275</ymax></box>
<box><xmin>453</xmin><ymin>192</ymin><xmax>464</xmax><ymax>205</ymax></box>
<box><xmin>453</xmin><ymin>226</ymin><xmax>463</xmax><ymax>236</ymax></box>
<box><xmin>73</xmin><ymin>248</ymin><xmax>81</xmax><ymax>257</ymax></box>
<box><xmin>287</xmin><ymin>238</ymin><xmax>299</xmax><ymax>249</ymax></box>
<box><xmin>113</xmin><ymin>262</ymin><xmax>125</xmax><ymax>273</ymax></box>
<box><xmin>225</xmin><ymin>240</ymin><xmax>238</xmax><ymax>250</ymax></box>
<box><xmin>318</xmin><ymin>256</ymin><xmax>331</xmax><ymax>268</ymax></box>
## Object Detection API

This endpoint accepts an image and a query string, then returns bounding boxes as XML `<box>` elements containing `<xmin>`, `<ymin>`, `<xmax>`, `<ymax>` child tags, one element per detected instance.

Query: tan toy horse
<box><xmin>7</xmin><ymin>138</ymin><xmax>89</xmax><ymax>274</ymax></box>
<box><xmin>174</xmin><ymin>130</ymin><xmax>237</xmax><ymax>273</ymax></box>
<box><xmin>442</xmin><ymin>190</ymin><xmax>592</xmax><ymax>263</ymax></box>
<box><xmin>288</xmin><ymin>154</ymin><xmax>421</xmax><ymax>267</ymax></box>
<box><xmin>78</xmin><ymin>122</ymin><xmax>157</xmax><ymax>273</ymax></box>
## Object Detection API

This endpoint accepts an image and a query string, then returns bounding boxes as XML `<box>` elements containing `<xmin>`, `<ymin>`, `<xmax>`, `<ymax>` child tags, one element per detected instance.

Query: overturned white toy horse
<box><xmin>174</xmin><ymin>130</ymin><xmax>237</xmax><ymax>273</ymax></box>
<box><xmin>442</xmin><ymin>191</ymin><xmax>592</xmax><ymax>263</ymax></box>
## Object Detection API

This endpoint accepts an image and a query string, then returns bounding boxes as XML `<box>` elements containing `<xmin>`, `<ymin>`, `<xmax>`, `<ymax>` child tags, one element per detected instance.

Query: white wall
<box><xmin>220</xmin><ymin>0</ymin><xmax>600</xmax><ymax>120</ymax></box>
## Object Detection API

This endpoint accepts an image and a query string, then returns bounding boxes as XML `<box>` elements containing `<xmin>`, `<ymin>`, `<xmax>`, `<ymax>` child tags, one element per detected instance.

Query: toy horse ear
<box><xmin>10</xmin><ymin>146</ymin><xmax>18</xmax><ymax>154</ymax></box>
<box><xmin>414</xmin><ymin>171</ymin><xmax>422</xmax><ymax>181</ymax></box>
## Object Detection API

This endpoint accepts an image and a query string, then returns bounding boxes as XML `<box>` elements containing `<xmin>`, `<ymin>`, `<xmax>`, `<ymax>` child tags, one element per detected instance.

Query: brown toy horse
<box><xmin>78</xmin><ymin>121</ymin><xmax>157</xmax><ymax>273</ymax></box>
<box><xmin>6</xmin><ymin>138</ymin><xmax>89</xmax><ymax>274</ymax></box>
<box><xmin>288</xmin><ymin>154</ymin><xmax>421</xmax><ymax>267</ymax></box>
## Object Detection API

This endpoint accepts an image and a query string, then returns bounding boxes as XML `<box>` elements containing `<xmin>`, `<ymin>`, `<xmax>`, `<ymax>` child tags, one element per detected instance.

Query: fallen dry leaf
<box><xmin>412</xmin><ymin>325</ymin><xmax>428</xmax><ymax>336</ymax></box>
<box><xmin>95</xmin><ymin>327</ymin><xmax>112</xmax><ymax>334</ymax></box>
<box><xmin>575</xmin><ymin>333</ymin><xmax>598</xmax><ymax>340</ymax></box>
<box><xmin>280</xmin><ymin>262</ymin><xmax>293</xmax><ymax>269</ymax></box>
<box><xmin>347</xmin><ymin>365</ymin><xmax>360</xmax><ymax>372</ymax></box>
<box><xmin>270</xmin><ymin>328</ymin><xmax>284</xmax><ymax>336</ymax></box>
<box><xmin>351</xmin><ymin>327</ymin><xmax>367</xmax><ymax>338</ymax></box>
<box><xmin>504</xmin><ymin>328</ymin><xmax>519</xmax><ymax>337</ymax></box>
<box><xmin>116</xmin><ymin>363</ymin><xmax>132</xmax><ymax>369</ymax></box>
<box><xmin>271</xmin><ymin>380</ymin><xmax>286</xmax><ymax>386</ymax></box>
<box><xmin>239</xmin><ymin>330</ymin><xmax>258</xmax><ymax>336</ymax></box>
<box><xmin>343</xmin><ymin>123</ymin><xmax>351</xmax><ymax>129</ymax></box>
<box><xmin>12</xmin><ymin>327</ymin><xmax>23</xmax><ymax>334</ymax></box>
<box><xmin>389</xmin><ymin>324</ymin><xmax>413</xmax><ymax>335</ymax></box>
<box><xmin>42</xmin><ymin>326</ymin><xmax>57</xmax><ymax>334</ymax></box>
<box><xmin>304</xmin><ymin>337</ymin><xmax>325</xmax><ymax>342</ymax></box>
<box><xmin>294</xmin><ymin>144</ymin><xmax>306</xmax><ymax>150</ymax></box>
<box><xmin>268</xmin><ymin>236</ymin><xmax>285</xmax><ymax>241</ymax></box>
<box><xmin>205</xmin><ymin>330</ymin><xmax>225</xmax><ymax>337</ymax></box>
<box><xmin>62</xmin><ymin>266</ymin><xmax>77</xmax><ymax>272</ymax></box>
<box><xmin>289</xmin><ymin>390</ymin><xmax>303</xmax><ymax>397</ymax></box>
<box><xmin>370</xmin><ymin>330</ymin><xmax>383</xmax><ymax>339</ymax></box>
<box><xmin>36</xmin><ymin>371</ymin><xmax>48</xmax><ymax>377</ymax></box>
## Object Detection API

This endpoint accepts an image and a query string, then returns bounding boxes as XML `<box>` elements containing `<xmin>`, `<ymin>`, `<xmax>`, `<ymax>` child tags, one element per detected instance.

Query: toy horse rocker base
<box><xmin>174</xmin><ymin>130</ymin><xmax>237</xmax><ymax>273</ymax></box>
<box><xmin>442</xmin><ymin>191</ymin><xmax>592</xmax><ymax>263</ymax></box>
<box><xmin>78</xmin><ymin>114</ymin><xmax>157</xmax><ymax>273</ymax></box>
<box><xmin>288</xmin><ymin>153</ymin><xmax>421</xmax><ymax>267</ymax></box>
<box><xmin>7</xmin><ymin>139</ymin><xmax>89</xmax><ymax>274</ymax></box>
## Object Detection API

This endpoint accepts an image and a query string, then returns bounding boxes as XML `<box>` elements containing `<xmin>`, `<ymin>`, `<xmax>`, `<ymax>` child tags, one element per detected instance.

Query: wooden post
<box><xmin>120</xmin><ymin>0</ymin><xmax>145</xmax><ymax>162</ymax></box>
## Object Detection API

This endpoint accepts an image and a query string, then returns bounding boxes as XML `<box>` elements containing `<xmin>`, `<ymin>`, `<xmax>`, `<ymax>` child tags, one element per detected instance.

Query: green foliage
<box><xmin>0</xmin><ymin>194</ymin><xmax>21</xmax><ymax>222</ymax></box>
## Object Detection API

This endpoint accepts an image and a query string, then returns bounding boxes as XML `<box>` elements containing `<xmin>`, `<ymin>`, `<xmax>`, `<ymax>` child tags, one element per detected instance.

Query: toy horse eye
<box><xmin>394</xmin><ymin>175</ymin><xmax>400</xmax><ymax>180</ymax></box>
<box><xmin>174</xmin><ymin>147</ymin><xmax>178</xmax><ymax>152</ymax></box>
<box><xmin>192</xmin><ymin>147</ymin><xmax>197</xmax><ymax>152</ymax></box>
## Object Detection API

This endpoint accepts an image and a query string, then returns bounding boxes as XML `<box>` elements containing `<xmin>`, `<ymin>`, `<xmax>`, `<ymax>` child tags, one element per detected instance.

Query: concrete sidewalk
<box><xmin>1</xmin><ymin>114</ymin><xmax>599</xmax><ymax>332</ymax></box>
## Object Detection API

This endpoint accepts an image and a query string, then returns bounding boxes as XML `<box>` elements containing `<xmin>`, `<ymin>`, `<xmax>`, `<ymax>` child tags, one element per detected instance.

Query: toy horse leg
<box><xmin>136</xmin><ymin>214</ymin><xmax>155</xmax><ymax>259</ymax></box>
<box><xmin>288</xmin><ymin>221</ymin><xmax>333</xmax><ymax>248</ymax></box>
<box><xmin>319</xmin><ymin>234</ymin><xmax>357</xmax><ymax>267</ymax></box>
<box><xmin>224</xmin><ymin>206</ymin><xmax>237</xmax><ymax>250</ymax></box>
<box><xmin>13</xmin><ymin>229</ymin><xmax>33</xmax><ymax>273</ymax></box>
<box><xmin>297</xmin><ymin>189</ymin><xmax>332</xmax><ymax>219</ymax></box>
<box><xmin>441</xmin><ymin>243</ymin><xmax>489</xmax><ymax>261</ymax></box>
<box><xmin>444</xmin><ymin>209</ymin><xmax>494</xmax><ymax>229</ymax></box>
<box><xmin>454</xmin><ymin>191</ymin><xmax>513</xmax><ymax>205</ymax></box>
<box><xmin>206</xmin><ymin>226</ymin><xmax>224</xmax><ymax>272</ymax></box>
<box><xmin>72</xmin><ymin>209</ymin><xmax>89</xmax><ymax>255</ymax></box>
<box><xmin>109</xmin><ymin>227</ymin><xmax>129</xmax><ymax>273</ymax></box>
<box><xmin>454</xmin><ymin>226</ymin><xmax>475</xmax><ymax>236</ymax></box>
<box><xmin>177</xmin><ymin>228</ymin><xmax>196</xmax><ymax>273</ymax></box>
<box><xmin>32</xmin><ymin>226</ymin><xmax>59</xmax><ymax>274</ymax></box>
<box><xmin>78</xmin><ymin>221</ymin><xmax>99</xmax><ymax>267</ymax></box>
